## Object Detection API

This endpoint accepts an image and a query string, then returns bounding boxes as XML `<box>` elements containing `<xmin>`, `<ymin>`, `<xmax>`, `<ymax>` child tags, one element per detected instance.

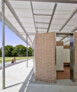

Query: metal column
<box><xmin>32</xmin><ymin>43</ymin><xmax>34</xmax><ymax>59</ymax></box>
<box><xmin>26</xmin><ymin>35</ymin><xmax>28</xmax><ymax>67</ymax></box>
<box><xmin>2</xmin><ymin>0</ymin><xmax>5</xmax><ymax>89</ymax></box>
<box><xmin>70</xmin><ymin>34</ymin><xmax>74</xmax><ymax>81</ymax></box>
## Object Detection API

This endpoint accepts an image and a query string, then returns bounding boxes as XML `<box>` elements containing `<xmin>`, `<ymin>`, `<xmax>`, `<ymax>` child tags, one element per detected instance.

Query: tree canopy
<box><xmin>12</xmin><ymin>47</ymin><xmax>18</xmax><ymax>56</ymax></box>
<box><xmin>0</xmin><ymin>45</ymin><xmax>33</xmax><ymax>57</ymax></box>
<box><xmin>5</xmin><ymin>45</ymin><xmax>14</xmax><ymax>56</ymax></box>
<box><xmin>28</xmin><ymin>47</ymin><xmax>33</xmax><ymax>56</ymax></box>
<box><xmin>16</xmin><ymin>45</ymin><xmax>26</xmax><ymax>56</ymax></box>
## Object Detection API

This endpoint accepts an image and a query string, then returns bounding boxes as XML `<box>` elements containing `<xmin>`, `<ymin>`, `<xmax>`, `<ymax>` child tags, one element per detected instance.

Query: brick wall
<box><xmin>74</xmin><ymin>32</ymin><xmax>77</xmax><ymax>82</ymax></box>
<box><xmin>34</xmin><ymin>32</ymin><xmax>56</xmax><ymax>83</ymax></box>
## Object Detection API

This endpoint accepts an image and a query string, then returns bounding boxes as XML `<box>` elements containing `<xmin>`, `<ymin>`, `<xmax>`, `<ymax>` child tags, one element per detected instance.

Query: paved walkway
<box><xmin>0</xmin><ymin>59</ymin><xmax>31</xmax><ymax>69</ymax></box>
<box><xmin>0</xmin><ymin>59</ymin><xmax>33</xmax><ymax>92</ymax></box>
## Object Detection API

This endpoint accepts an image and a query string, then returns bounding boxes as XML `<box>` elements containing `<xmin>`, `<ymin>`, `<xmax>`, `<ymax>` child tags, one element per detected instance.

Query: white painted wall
<box><xmin>56</xmin><ymin>46</ymin><xmax>64</xmax><ymax>71</ymax></box>
<box><xmin>56</xmin><ymin>46</ymin><xmax>70</xmax><ymax>71</ymax></box>
<box><xmin>63</xmin><ymin>49</ymin><xmax>70</xmax><ymax>63</ymax></box>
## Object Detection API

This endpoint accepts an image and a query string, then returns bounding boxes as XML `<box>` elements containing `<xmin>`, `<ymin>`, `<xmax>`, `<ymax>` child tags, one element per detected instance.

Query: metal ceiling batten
<box><xmin>47</xmin><ymin>3</ymin><xmax>57</xmax><ymax>32</ymax></box>
<box><xmin>60</xmin><ymin>26</ymin><xmax>77</xmax><ymax>41</ymax></box>
<box><xmin>0</xmin><ymin>12</ymin><xmax>28</xmax><ymax>44</ymax></box>
<box><xmin>34</xmin><ymin>14</ymin><xmax>51</xmax><ymax>16</ymax></box>
<box><xmin>71</xmin><ymin>26</ymin><xmax>77</xmax><ymax>32</ymax></box>
<box><xmin>63</xmin><ymin>39</ymin><xmax>70</xmax><ymax>45</ymax></box>
<box><xmin>10</xmin><ymin>0</ymin><xmax>77</xmax><ymax>4</ymax></box>
<box><xmin>30</xmin><ymin>1</ymin><xmax>38</xmax><ymax>33</ymax></box>
<box><xmin>59</xmin><ymin>8</ymin><xmax>77</xmax><ymax>32</ymax></box>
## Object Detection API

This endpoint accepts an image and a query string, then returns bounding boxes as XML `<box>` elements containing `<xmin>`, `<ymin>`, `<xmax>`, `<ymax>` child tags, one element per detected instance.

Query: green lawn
<box><xmin>0</xmin><ymin>57</ymin><xmax>32</xmax><ymax>63</ymax></box>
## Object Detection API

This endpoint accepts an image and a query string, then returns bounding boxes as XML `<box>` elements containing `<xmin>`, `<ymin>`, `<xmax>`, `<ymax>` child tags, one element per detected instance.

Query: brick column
<box><xmin>34</xmin><ymin>32</ymin><xmax>56</xmax><ymax>83</ymax></box>
<box><xmin>74</xmin><ymin>32</ymin><xmax>77</xmax><ymax>82</ymax></box>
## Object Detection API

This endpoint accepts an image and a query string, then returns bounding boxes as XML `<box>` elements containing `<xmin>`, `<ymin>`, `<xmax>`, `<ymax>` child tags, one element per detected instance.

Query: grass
<box><xmin>0</xmin><ymin>56</ymin><xmax>32</xmax><ymax>63</ymax></box>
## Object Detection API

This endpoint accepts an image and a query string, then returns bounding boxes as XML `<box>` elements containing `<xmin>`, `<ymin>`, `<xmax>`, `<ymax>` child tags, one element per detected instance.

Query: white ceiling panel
<box><xmin>64</xmin><ymin>41</ymin><xmax>70</xmax><ymax>45</ymax></box>
<box><xmin>63</xmin><ymin>37</ymin><xmax>70</xmax><ymax>42</ymax></box>
<box><xmin>5</xmin><ymin>5</ymin><xmax>25</xmax><ymax>35</ymax></box>
<box><xmin>49</xmin><ymin>2</ymin><xmax>77</xmax><ymax>33</ymax></box>
<box><xmin>38</xmin><ymin>31</ymin><xmax>47</xmax><ymax>33</ymax></box>
<box><xmin>56</xmin><ymin>37</ymin><xmax>62</xmax><ymax>41</ymax></box>
<box><xmin>32</xmin><ymin>2</ymin><xmax>55</xmax><ymax>10</ymax></box>
<box><xmin>37</xmin><ymin>29</ymin><xmax>47</xmax><ymax>32</ymax></box>
<box><xmin>0</xmin><ymin>0</ymin><xmax>77</xmax><ymax>46</ymax></box>
<box><xmin>36</xmin><ymin>23</ymin><xmax>48</xmax><ymax>28</ymax></box>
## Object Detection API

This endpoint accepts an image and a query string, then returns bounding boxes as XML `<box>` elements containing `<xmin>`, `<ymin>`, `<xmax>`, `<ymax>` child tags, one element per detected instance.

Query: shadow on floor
<box><xmin>5</xmin><ymin>82</ymin><xmax>23</xmax><ymax>89</ymax></box>
<box><xmin>19</xmin><ymin>68</ymin><xmax>33</xmax><ymax>92</ymax></box>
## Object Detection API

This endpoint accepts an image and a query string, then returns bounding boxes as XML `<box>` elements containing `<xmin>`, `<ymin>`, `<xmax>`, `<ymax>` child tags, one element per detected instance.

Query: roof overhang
<box><xmin>0</xmin><ymin>0</ymin><xmax>77</xmax><ymax>46</ymax></box>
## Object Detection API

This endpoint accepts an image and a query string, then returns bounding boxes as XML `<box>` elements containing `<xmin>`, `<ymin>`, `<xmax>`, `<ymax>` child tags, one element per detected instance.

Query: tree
<box><xmin>16</xmin><ymin>45</ymin><xmax>26</xmax><ymax>56</ymax></box>
<box><xmin>5</xmin><ymin>45</ymin><xmax>14</xmax><ymax>57</ymax></box>
<box><xmin>0</xmin><ymin>45</ymin><xmax>33</xmax><ymax>57</ymax></box>
<box><xmin>0</xmin><ymin>48</ymin><xmax>2</xmax><ymax>57</ymax></box>
<box><xmin>28</xmin><ymin>47</ymin><xmax>32</xmax><ymax>56</ymax></box>
<box><xmin>12</xmin><ymin>47</ymin><xmax>17</xmax><ymax>56</ymax></box>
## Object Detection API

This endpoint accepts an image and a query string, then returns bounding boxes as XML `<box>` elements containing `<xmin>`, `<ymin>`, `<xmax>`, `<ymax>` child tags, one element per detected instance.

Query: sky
<box><xmin>0</xmin><ymin>21</ymin><xmax>26</xmax><ymax>48</ymax></box>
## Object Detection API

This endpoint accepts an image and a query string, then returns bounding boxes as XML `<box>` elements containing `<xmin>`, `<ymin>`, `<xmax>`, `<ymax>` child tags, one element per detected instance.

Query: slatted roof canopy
<box><xmin>0</xmin><ymin>0</ymin><xmax>77</xmax><ymax>46</ymax></box>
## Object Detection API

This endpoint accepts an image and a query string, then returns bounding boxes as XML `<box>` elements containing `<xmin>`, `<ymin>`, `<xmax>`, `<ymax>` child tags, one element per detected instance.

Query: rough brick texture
<box><xmin>74</xmin><ymin>32</ymin><xmax>77</xmax><ymax>82</ymax></box>
<box><xmin>34</xmin><ymin>32</ymin><xmax>56</xmax><ymax>83</ymax></box>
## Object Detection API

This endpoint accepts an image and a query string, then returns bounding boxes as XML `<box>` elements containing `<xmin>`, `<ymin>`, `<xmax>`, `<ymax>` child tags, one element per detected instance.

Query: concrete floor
<box><xmin>26</xmin><ymin>74</ymin><xmax>77</xmax><ymax>92</ymax></box>
<box><xmin>27</xmin><ymin>83</ymin><xmax>77</xmax><ymax>92</ymax></box>
<box><xmin>0</xmin><ymin>59</ymin><xmax>33</xmax><ymax>92</ymax></box>
<box><xmin>0</xmin><ymin>60</ymin><xmax>77</xmax><ymax>92</ymax></box>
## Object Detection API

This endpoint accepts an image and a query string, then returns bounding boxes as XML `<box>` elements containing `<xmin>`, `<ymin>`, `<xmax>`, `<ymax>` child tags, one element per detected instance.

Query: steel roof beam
<box><xmin>21</xmin><ymin>32</ymin><xmax>36</xmax><ymax>35</ymax></box>
<box><xmin>56</xmin><ymin>32</ymin><xmax>73</xmax><ymax>35</ymax></box>
<box><xmin>64</xmin><ymin>39</ymin><xmax>70</xmax><ymax>44</ymax></box>
<box><xmin>57</xmin><ymin>35</ymin><xmax>67</xmax><ymax>37</ymax></box>
<box><xmin>60</xmin><ymin>35</ymin><xmax>68</xmax><ymax>41</ymax></box>
<box><xmin>0</xmin><ymin>12</ymin><xmax>28</xmax><ymax>44</ymax></box>
<box><xmin>0</xmin><ymin>14</ymin><xmax>31</xmax><ymax>47</ymax></box>
<box><xmin>34</xmin><ymin>14</ymin><xmax>51</xmax><ymax>16</ymax></box>
<box><xmin>36</xmin><ymin>27</ymin><xmax>47</xmax><ymax>29</ymax></box>
<box><xmin>35</xmin><ymin>22</ymin><xmax>49</xmax><ymax>24</ymax></box>
<box><xmin>11</xmin><ymin>0</ymin><xmax>77</xmax><ymax>4</ymax></box>
<box><xmin>71</xmin><ymin>26</ymin><xmax>77</xmax><ymax>32</ymax></box>
<box><xmin>30</xmin><ymin>2</ymin><xmax>38</xmax><ymax>34</ymax></box>
<box><xmin>5</xmin><ymin>0</ymin><xmax>32</xmax><ymax>44</ymax></box>
<box><xmin>47</xmin><ymin>3</ymin><xmax>57</xmax><ymax>32</ymax></box>
<box><xmin>59</xmin><ymin>8</ymin><xmax>77</xmax><ymax>32</ymax></box>
<box><xmin>60</xmin><ymin>26</ymin><xmax>77</xmax><ymax>41</ymax></box>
